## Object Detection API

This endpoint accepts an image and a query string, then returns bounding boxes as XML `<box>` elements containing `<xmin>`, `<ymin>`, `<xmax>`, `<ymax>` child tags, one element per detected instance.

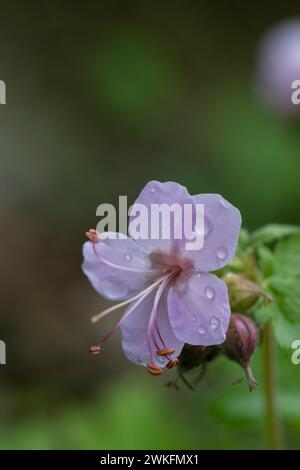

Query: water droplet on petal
<box><xmin>216</xmin><ymin>246</ymin><xmax>228</xmax><ymax>260</ymax></box>
<box><xmin>125</xmin><ymin>253</ymin><xmax>132</xmax><ymax>261</ymax></box>
<box><xmin>198</xmin><ymin>326</ymin><xmax>206</xmax><ymax>335</ymax></box>
<box><xmin>205</xmin><ymin>286</ymin><xmax>215</xmax><ymax>300</ymax></box>
<box><xmin>192</xmin><ymin>315</ymin><xmax>197</xmax><ymax>321</ymax></box>
<box><xmin>210</xmin><ymin>316</ymin><xmax>220</xmax><ymax>330</ymax></box>
<box><xmin>150</xmin><ymin>187</ymin><xmax>156</xmax><ymax>193</ymax></box>
<box><xmin>197</xmin><ymin>273</ymin><xmax>202</xmax><ymax>278</ymax></box>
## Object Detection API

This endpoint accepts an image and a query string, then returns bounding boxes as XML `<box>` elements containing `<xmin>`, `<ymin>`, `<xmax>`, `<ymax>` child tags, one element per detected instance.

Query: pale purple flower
<box><xmin>255</xmin><ymin>18</ymin><xmax>300</xmax><ymax>116</ymax></box>
<box><xmin>82</xmin><ymin>181</ymin><xmax>241</xmax><ymax>374</ymax></box>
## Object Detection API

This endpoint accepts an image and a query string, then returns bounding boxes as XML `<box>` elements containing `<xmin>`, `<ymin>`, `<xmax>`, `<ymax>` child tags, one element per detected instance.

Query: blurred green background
<box><xmin>0</xmin><ymin>0</ymin><xmax>300</xmax><ymax>450</ymax></box>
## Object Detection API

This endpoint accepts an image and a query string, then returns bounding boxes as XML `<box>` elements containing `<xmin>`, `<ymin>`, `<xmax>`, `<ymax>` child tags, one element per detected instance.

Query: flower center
<box><xmin>150</xmin><ymin>249</ymin><xmax>194</xmax><ymax>274</ymax></box>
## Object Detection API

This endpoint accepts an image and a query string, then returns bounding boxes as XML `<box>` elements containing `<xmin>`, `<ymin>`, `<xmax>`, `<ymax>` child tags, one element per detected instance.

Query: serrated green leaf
<box><xmin>250</xmin><ymin>224</ymin><xmax>300</xmax><ymax>247</ymax></box>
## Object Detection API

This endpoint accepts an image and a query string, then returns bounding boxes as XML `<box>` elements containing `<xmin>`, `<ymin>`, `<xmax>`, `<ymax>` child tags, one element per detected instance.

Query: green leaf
<box><xmin>250</xmin><ymin>224</ymin><xmax>300</xmax><ymax>247</ymax></box>
<box><xmin>254</xmin><ymin>302</ymin><xmax>275</xmax><ymax>326</ymax></box>
<box><xmin>237</xmin><ymin>228</ymin><xmax>250</xmax><ymax>252</ymax></box>
<box><xmin>257</xmin><ymin>245</ymin><xmax>274</xmax><ymax>278</ymax></box>
<box><xmin>256</xmin><ymin>302</ymin><xmax>300</xmax><ymax>349</ymax></box>
<box><xmin>267</xmin><ymin>277</ymin><xmax>300</xmax><ymax>322</ymax></box>
<box><xmin>273</xmin><ymin>235</ymin><xmax>300</xmax><ymax>277</ymax></box>
<box><xmin>272</xmin><ymin>305</ymin><xmax>300</xmax><ymax>350</ymax></box>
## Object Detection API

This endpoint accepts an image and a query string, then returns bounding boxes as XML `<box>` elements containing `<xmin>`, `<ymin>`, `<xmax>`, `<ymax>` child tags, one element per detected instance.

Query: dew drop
<box><xmin>150</xmin><ymin>187</ymin><xmax>156</xmax><ymax>193</ymax></box>
<box><xmin>205</xmin><ymin>286</ymin><xmax>215</xmax><ymax>300</ymax></box>
<box><xmin>192</xmin><ymin>315</ymin><xmax>197</xmax><ymax>321</ymax></box>
<box><xmin>210</xmin><ymin>316</ymin><xmax>220</xmax><ymax>330</ymax></box>
<box><xmin>125</xmin><ymin>253</ymin><xmax>132</xmax><ymax>261</ymax></box>
<box><xmin>197</xmin><ymin>273</ymin><xmax>202</xmax><ymax>278</ymax></box>
<box><xmin>216</xmin><ymin>246</ymin><xmax>228</xmax><ymax>260</ymax></box>
<box><xmin>198</xmin><ymin>326</ymin><xmax>206</xmax><ymax>335</ymax></box>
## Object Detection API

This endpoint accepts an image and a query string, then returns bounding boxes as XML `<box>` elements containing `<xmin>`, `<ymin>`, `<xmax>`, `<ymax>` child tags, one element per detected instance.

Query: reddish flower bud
<box><xmin>223</xmin><ymin>313</ymin><xmax>259</xmax><ymax>391</ymax></box>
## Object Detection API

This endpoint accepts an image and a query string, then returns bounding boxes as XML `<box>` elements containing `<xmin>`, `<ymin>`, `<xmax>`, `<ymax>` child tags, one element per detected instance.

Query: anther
<box><xmin>157</xmin><ymin>348</ymin><xmax>175</xmax><ymax>357</ymax></box>
<box><xmin>85</xmin><ymin>229</ymin><xmax>100</xmax><ymax>243</ymax></box>
<box><xmin>147</xmin><ymin>363</ymin><xmax>163</xmax><ymax>376</ymax></box>
<box><xmin>89</xmin><ymin>345</ymin><xmax>101</xmax><ymax>355</ymax></box>
<box><xmin>166</xmin><ymin>358</ymin><xmax>179</xmax><ymax>369</ymax></box>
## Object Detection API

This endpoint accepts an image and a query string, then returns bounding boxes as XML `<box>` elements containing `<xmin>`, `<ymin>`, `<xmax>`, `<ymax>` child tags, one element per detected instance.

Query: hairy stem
<box><xmin>263</xmin><ymin>321</ymin><xmax>282</xmax><ymax>450</ymax></box>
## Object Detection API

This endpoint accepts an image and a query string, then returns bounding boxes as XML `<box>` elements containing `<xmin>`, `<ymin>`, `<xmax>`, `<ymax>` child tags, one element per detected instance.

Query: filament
<box><xmin>96</xmin><ymin>285</ymin><xmax>157</xmax><ymax>349</ymax></box>
<box><xmin>91</xmin><ymin>274</ymin><xmax>168</xmax><ymax>324</ymax></box>
<box><xmin>147</xmin><ymin>271</ymin><xmax>177</xmax><ymax>362</ymax></box>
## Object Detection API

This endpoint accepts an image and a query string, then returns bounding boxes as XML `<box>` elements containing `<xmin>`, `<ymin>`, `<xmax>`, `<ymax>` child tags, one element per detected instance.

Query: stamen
<box><xmin>91</xmin><ymin>275</ymin><xmax>167</xmax><ymax>324</ymax></box>
<box><xmin>147</xmin><ymin>363</ymin><xmax>163</xmax><ymax>376</ymax></box>
<box><xmin>94</xmin><ymin>286</ymin><xmax>157</xmax><ymax>349</ymax></box>
<box><xmin>89</xmin><ymin>345</ymin><xmax>101</xmax><ymax>355</ymax></box>
<box><xmin>146</xmin><ymin>271</ymin><xmax>178</xmax><ymax>363</ymax></box>
<box><xmin>155</xmin><ymin>321</ymin><xmax>167</xmax><ymax>350</ymax></box>
<box><xmin>157</xmin><ymin>348</ymin><xmax>175</xmax><ymax>357</ymax></box>
<box><xmin>166</xmin><ymin>358</ymin><xmax>179</xmax><ymax>369</ymax></box>
<box><xmin>85</xmin><ymin>229</ymin><xmax>100</xmax><ymax>243</ymax></box>
<box><xmin>151</xmin><ymin>333</ymin><xmax>161</xmax><ymax>354</ymax></box>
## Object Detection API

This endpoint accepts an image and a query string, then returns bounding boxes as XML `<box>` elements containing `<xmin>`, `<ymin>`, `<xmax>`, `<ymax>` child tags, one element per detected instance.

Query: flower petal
<box><xmin>121</xmin><ymin>289</ymin><xmax>184</xmax><ymax>367</ymax></box>
<box><xmin>129</xmin><ymin>180</ymin><xmax>195</xmax><ymax>255</ymax></box>
<box><xmin>168</xmin><ymin>272</ymin><xmax>230</xmax><ymax>346</ymax></box>
<box><xmin>82</xmin><ymin>233</ymin><xmax>158</xmax><ymax>301</ymax></box>
<box><xmin>187</xmin><ymin>194</ymin><xmax>241</xmax><ymax>271</ymax></box>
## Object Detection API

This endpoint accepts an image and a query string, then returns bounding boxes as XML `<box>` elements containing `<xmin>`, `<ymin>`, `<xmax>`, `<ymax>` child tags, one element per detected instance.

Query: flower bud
<box><xmin>223</xmin><ymin>313</ymin><xmax>259</xmax><ymax>391</ymax></box>
<box><xmin>224</xmin><ymin>273</ymin><xmax>262</xmax><ymax>312</ymax></box>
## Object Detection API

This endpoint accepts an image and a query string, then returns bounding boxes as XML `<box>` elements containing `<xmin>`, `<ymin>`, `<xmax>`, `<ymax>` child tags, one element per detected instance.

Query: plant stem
<box><xmin>263</xmin><ymin>321</ymin><xmax>282</xmax><ymax>450</ymax></box>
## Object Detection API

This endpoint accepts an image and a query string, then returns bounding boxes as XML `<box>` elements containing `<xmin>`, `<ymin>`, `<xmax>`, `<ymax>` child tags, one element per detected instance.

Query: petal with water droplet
<box><xmin>168</xmin><ymin>272</ymin><xmax>230</xmax><ymax>346</ymax></box>
<box><xmin>185</xmin><ymin>194</ymin><xmax>241</xmax><ymax>271</ymax></box>
<box><xmin>82</xmin><ymin>234</ymin><xmax>157</xmax><ymax>300</ymax></box>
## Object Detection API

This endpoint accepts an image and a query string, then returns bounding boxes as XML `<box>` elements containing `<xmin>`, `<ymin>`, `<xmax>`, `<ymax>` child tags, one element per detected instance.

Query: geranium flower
<box><xmin>82</xmin><ymin>181</ymin><xmax>241</xmax><ymax>375</ymax></box>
